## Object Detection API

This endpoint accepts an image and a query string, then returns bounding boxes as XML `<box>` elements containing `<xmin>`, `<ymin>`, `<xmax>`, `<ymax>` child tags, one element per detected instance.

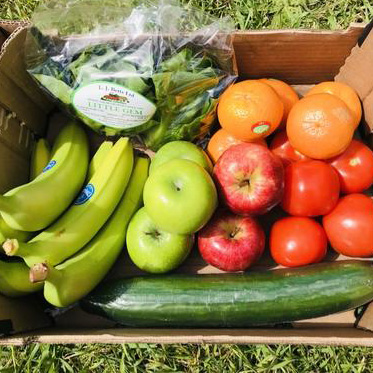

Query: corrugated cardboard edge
<box><xmin>234</xmin><ymin>24</ymin><xmax>365</xmax><ymax>35</ymax></box>
<box><xmin>0</xmin><ymin>20</ymin><xmax>28</xmax><ymax>34</ymax></box>
<box><xmin>1</xmin><ymin>327</ymin><xmax>373</xmax><ymax>346</ymax></box>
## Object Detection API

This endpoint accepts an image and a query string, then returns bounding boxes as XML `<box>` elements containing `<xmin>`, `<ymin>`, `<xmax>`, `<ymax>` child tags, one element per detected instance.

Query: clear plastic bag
<box><xmin>25</xmin><ymin>0</ymin><xmax>237</xmax><ymax>150</ymax></box>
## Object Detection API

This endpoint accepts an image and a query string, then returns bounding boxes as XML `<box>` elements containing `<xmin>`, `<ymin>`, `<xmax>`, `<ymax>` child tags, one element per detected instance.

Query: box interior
<box><xmin>0</xmin><ymin>21</ymin><xmax>373</xmax><ymax>345</ymax></box>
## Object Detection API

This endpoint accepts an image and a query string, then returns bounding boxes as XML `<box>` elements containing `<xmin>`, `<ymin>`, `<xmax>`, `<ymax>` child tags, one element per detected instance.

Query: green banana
<box><xmin>0</xmin><ymin>122</ymin><xmax>89</xmax><ymax>231</ymax></box>
<box><xmin>0</xmin><ymin>217</ymin><xmax>32</xmax><ymax>245</ymax></box>
<box><xmin>4</xmin><ymin>137</ymin><xmax>134</xmax><ymax>267</ymax></box>
<box><xmin>87</xmin><ymin>141</ymin><xmax>113</xmax><ymax>181</ymax></box>
<box><xmin>30</xmin><ymin>138</ymin><xmax>51</xmax><ymax>181</ymax></box>
<box><xmin>29</xmin><ymin>155</ymin><xmax>150</xmax><ymax>307</ymax></box>
<box><xmin>0</xmin><ymin>259</ymin><xmax>42</xmax><ymax>297</ymax></box>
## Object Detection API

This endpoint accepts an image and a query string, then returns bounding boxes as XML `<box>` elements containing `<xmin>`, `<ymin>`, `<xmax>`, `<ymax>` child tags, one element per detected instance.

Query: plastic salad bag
<box><xmin>25</xmin><ymin>0</ymin><xmax>237</xmax><ymax>150</ymax></box>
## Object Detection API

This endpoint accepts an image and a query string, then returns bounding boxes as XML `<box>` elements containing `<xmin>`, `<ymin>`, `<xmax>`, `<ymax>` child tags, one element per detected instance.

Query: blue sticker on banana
<box><xmin>43</xmin><ymin>160</ymin><xmax>56</xmax><ymax>172</ymax></box>
<box><xmin>74</xmin><ymin>184</ymin><xmax>95</xmax><ymax>205</ymax></box>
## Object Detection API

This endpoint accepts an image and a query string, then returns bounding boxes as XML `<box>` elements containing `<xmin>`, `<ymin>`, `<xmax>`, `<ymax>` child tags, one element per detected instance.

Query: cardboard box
<box><xmin>1</xmin><ymin>20</ymin><xmax>373</xmax><ymax>346</ymax></box>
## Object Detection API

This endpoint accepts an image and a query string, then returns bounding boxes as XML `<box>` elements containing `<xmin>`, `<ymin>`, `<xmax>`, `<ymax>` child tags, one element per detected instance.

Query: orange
<box><xmin>306</xmin><ymin>81</ymin><xmax>362</xmax><ymax>128</ymax></box>
<box><xmin>287</xmin><ymin>93</ymin><xmax>355</xmax><ymax>160</ymax></box>
<box><xmin>217</xmin><ymin>80</ymin><xmax>284</xmax><ymax>141</ymax></box>
<box><xmin>259</xmin><ymin>78</ymin><xmax>299</xmax><ymax>128</ymax></box>
<box><xmin>207</xmin><ymin>128</ymin><xmax>267</xmax><ymax>163</ymax></box>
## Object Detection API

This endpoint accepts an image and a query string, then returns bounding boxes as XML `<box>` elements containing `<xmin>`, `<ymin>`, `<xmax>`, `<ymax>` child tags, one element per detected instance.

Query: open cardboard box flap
<box><xmin>1</xmin><ymin>20</ymin><xmax>373</xmax><ymax>345</ymax></box>
<box><xmin>336</xmin><ymin>21</ymin><xmax>373</xmax><ymax>138</ymax></box>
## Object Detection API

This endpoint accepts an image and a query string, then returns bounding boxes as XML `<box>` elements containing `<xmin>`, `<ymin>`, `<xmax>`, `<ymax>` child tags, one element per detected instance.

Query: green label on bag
<box><xmin>72</xmin><ymin>82</ymin><xmax>156</xmax><ymax>129</ymax></box>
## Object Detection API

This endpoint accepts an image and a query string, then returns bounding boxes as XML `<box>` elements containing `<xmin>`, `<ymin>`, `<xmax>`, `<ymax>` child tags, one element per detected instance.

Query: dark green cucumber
<box><xmin>80</xmin><ymin>261</ymin><xmax>373</xmax><ymax>327</ymax></box>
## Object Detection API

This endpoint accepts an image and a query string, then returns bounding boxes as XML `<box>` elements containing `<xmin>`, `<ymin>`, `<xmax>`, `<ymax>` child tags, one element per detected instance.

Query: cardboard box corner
<box><xmin>335</xmin><ymin>22</ymin><xmax>373</xmax><ymax>135</ymax></box>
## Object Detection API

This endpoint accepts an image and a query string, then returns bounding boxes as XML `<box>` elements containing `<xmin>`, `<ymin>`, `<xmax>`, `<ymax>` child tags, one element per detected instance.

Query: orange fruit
<box><xmin>306</xmin><ymin>81</ymin><xmax>362</xmax><ymax>128</ymax></box>
<box><xmin>207</xmin><ymin>128</ymin><xmax>267</xmax><ymax>163</ymax></box>
<box><xmin>287</xmin><ymin>93</ymin><xmax>355</xmax><ymax>160</ymax></box>
<box><xmin>217</xmin><ymin>80</ymin><xmax>284</xmax><ymax>141</ymax></box>
<box><xmin>259</xmin><ymin>78</ymin><xmax>299</xmax><ymax>128</ymax></box>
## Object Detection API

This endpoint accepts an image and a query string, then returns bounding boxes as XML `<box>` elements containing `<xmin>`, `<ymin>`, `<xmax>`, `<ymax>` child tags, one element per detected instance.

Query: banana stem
<box><xmin>29</xmin><ymin>262</ymin><xmax>62</xmax><ymax>283</ymax></box>
<box><xmin>29</xmin><ymin>263</ymin><xmax>49</xmax><ymax>283</ymax></box>
<box><xmin>3</xmin><ymin>239</ymin><xmax>19</xmax><ymax>256</ymax></box>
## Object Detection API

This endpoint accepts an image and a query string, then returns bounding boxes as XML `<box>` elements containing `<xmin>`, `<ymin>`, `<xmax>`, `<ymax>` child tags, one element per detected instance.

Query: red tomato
<box><xmin>269</xmin><ymin>131</ymin><xmax>310</xmax><ymax>167</ymax></box>
<box><xmin>281</xmin><ymin>160</ymin><xmax>340</xmax><ymax>216</ymax></box>
<box><xmin>323</xmin><ymin>194</ymin><xmax>373</xmax><ymax>257</ymax></box>
<box><xmin>270</xmin><ymin>216</ymin><xmax>327</xmax><ymax>267</ymax></box>
<box><xmin>326</xmin><ymin>139</ymin><xmax>373</xmax><ymax>194</ymax></box>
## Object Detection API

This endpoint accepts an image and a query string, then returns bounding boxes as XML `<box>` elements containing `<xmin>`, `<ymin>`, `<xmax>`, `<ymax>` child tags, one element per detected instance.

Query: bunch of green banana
<box><xmin>29</xmin><ymin>155</ymin><xmax>150</xmax><ymax>307</ymax></box>
<box><xmin>0</xmin><ymin>259</ymin><xmax>42</xmax><ymax>297</ymax></box>
<box><xmin>87</xmin><ymin>141</ymin><xmax>113</xmax><ymax>181</ymax></box>
<box><xmin>30</xmin><ymin>138</ymin><xmax>51</xmax><ymax>181</ymax></box>
<box><xmin>0</xmin><ymin>122</ymin><xmax>89</xmax><ymax>231</ymax></box>
<box><xmin>3</xmin><ymin>137</ymin><xmax>134</xmax><ymax>267</ymax></box>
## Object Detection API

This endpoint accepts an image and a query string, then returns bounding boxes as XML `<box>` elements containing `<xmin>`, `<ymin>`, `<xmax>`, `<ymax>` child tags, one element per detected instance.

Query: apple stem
<box><xmin>146</xmin><ymin>230</ymin><xmax>161</xmax><ymax>239</ymax></box>
<box><xmin>229</xmin><ymin>227</ymin><xmax>241</xmax><ymax>239</ymax></box>
<box><xmin>239</xmin><ymin>179</ymin><xmax>250</xmax><ymax>188</ymax></box>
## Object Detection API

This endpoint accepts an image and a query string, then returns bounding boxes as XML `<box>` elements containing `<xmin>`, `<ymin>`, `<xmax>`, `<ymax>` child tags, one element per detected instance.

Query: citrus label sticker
<box><xmin>252</xmin><ymin>122</ymin><xmax>271</xmax><ymax>135</ymax></box>
<box><xmin>43</xmin><ymin>160</ymin><xmax>56</xmax><ymax>173</ymax></box>
<box><xmin>72</xmin><ymin>82</ymin><xmax>156</xmax><ymax>129</ymax></box>
<box><xmin>74</xmin><ymin>184</ymin><xmax>95</xmax><ymax>205</ymax></box>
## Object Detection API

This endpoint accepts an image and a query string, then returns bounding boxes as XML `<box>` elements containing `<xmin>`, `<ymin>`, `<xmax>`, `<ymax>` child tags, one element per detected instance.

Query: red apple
<box><xmin>213</xmin><ymin>143</ymin><xmax>284</xmax><ymax>215</ymax></box>
<box><xmin>198</xmin><ymin>210</ymin><xmax>265</xmax><ymax>272</ymax></box>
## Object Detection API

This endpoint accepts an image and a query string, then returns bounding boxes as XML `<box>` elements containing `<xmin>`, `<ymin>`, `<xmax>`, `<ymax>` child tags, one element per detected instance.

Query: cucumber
<box><xmin>80</xmin><ymin>261</ymin><xmax>373</xmax><ymax>327</ymax></box>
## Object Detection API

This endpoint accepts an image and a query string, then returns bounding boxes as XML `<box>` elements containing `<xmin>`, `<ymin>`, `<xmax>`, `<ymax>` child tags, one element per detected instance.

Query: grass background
<box><xmin>1</xmin><ymin>0</ymin><xmax>373</xmax><ymax>28</ymax></box>
<box><xmin>1</xmin><ymin>0</ymin><xmax>373</xmax><ymax>372</ymax></box>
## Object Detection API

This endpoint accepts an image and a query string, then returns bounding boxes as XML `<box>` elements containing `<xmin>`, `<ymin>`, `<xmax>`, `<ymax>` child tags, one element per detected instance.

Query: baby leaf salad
<box><xmin>25</xmin><ymin>0</ymin><xmax>236</xmax><ymax>150</ymax></box>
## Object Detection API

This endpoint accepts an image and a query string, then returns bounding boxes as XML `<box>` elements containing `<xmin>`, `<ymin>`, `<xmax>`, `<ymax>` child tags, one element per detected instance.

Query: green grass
<box><xmin>1</xmin><ymin>0</ymin><xmax>373</xmax><ymax>371</ymax></box>
<box><xmin>1</xmin><ymin>0</ymin><xmax>373</xmax><ymax>29</ymax></box>
<box><xmin>1</xmin><ymin>343</ymin><xmax>373</xmax><ymax>372</ymax></box>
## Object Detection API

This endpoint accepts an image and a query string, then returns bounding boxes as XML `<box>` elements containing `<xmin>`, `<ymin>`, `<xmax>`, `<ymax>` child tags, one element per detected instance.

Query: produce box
<box><xmin>1</xmin><ymin>19</ymin><xmax>373</xmax><ymax>346</ymax></box>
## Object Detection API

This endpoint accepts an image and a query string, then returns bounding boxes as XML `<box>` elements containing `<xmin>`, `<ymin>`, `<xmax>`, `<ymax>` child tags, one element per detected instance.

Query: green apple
<box><xmin>126</xmin><ymin>207</ymin><xmax>194</xmax><ymax>273</ymax></box>
<box><xmin>143</xmin><ymin>159</ymin><xmax>218</xmax><ymax>234</ymax></box>
<box><xmin>149</xmin><ymin>141</ymin><xmax>213</xmax><ymax>174</ymax></box>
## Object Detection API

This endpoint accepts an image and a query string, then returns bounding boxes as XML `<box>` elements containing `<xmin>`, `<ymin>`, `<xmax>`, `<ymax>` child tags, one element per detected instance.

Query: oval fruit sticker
<box><xmin>252</xmin><ymin>121</ymin><xmax>271</xmax><ymax>135</ymax></box>
<box><xmin>74</xmin><ymin>184</ymin><xmax>95</xmax><ymax>205</ymax></box>
<box><xmin>43</xmin><ymin>160</ymin><xmax>57</xmax><ymax>173</ymax></box>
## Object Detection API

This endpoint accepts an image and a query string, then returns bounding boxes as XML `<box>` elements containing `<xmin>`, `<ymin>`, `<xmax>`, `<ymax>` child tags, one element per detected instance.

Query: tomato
<box><xmin>270</xmin><ymin>216</ymin><xmax>327</xmax><ymax>267</ymax></box>
<box><xmin>323</xmin><ymin>194</ymin><xmax>373</xmax><ymax>257</ymax></box>
<box><xmin>281</xmin><ymin>160</ymin><xmax>340</xmax><ymax>216</ymax></box>
<box><xmin>326</xmin><ymin>139</ymin><xmax>373</xmax><ymax>194</ymax></box>
<box><xmin>269</xmin><ymin>131</ymin><xmax>310</xmax><ymax>167</ymax></box>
